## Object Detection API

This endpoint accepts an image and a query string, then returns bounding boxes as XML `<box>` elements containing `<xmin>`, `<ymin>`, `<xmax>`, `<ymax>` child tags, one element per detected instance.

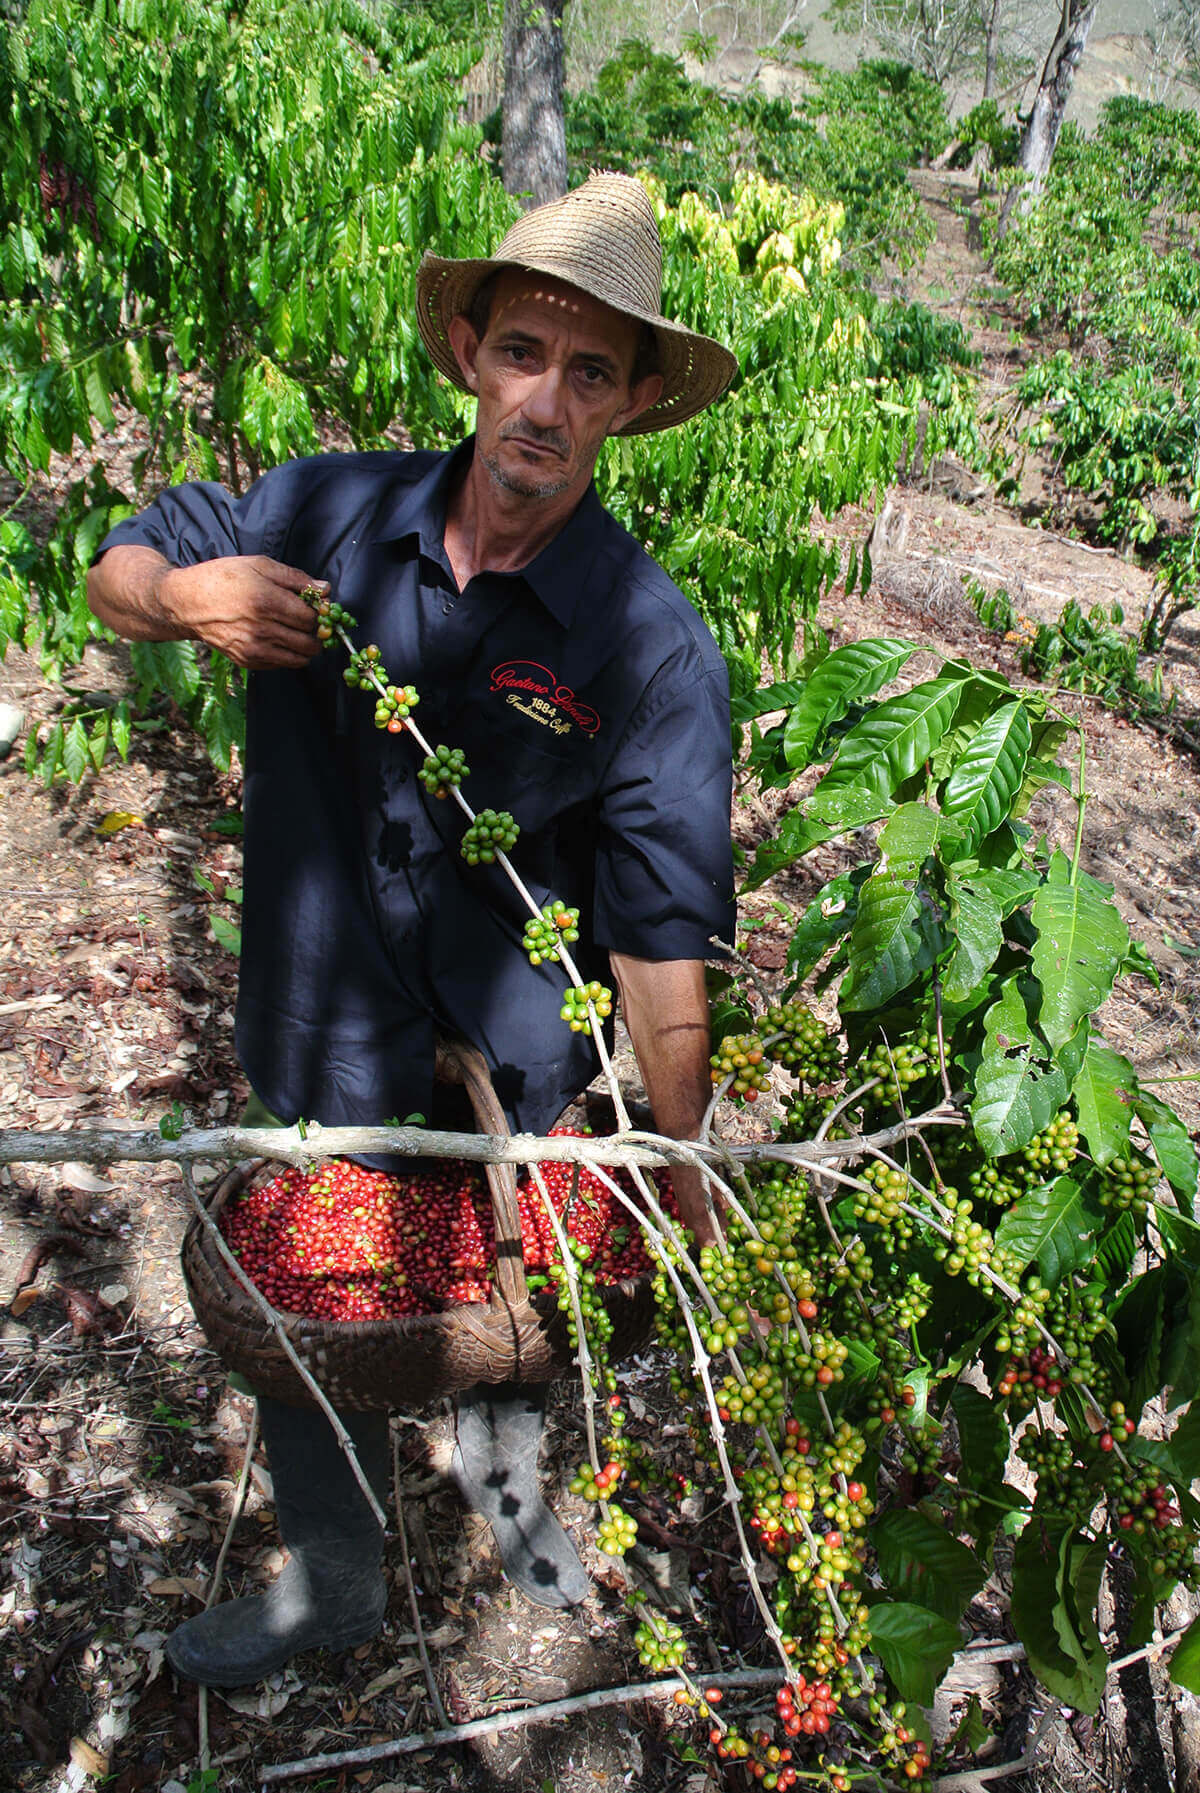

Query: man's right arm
<box><xmin>87</xmin><ymin>546</ymin><xmax>326</xmax><ymax>671</ymax></box>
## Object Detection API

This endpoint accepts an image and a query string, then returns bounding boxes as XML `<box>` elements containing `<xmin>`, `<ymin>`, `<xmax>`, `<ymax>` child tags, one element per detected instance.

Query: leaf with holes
<box><xmin>972</xmin><ymin>979</ymin><xmax>1074</xmax><ymax>1156</ymax></box>
<box><xmin>943</xmin><ymin>873</ymin><xmax>1003</xmax><ymax>1004</ymax></box>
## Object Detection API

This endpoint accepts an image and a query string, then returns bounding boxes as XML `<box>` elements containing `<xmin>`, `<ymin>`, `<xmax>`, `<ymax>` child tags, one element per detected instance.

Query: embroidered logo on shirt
<box><xmin>489</xmin><ymin>660</ymin><xmax>600</xmax><ymax>738</ymax></box>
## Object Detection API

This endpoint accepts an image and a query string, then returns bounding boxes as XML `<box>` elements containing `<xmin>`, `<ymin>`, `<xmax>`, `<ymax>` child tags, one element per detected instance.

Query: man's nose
<box><xmin>521</xmin><ymin>362</ymin><xmax>568</xmax><ymax>429</ymax></box>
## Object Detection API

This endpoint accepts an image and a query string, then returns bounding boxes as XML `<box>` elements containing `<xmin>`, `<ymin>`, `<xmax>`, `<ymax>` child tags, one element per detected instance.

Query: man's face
<box><xmin>447</xmin><ymin>271</ymin><xmax>662</xmax><ymax>505</ymax></box>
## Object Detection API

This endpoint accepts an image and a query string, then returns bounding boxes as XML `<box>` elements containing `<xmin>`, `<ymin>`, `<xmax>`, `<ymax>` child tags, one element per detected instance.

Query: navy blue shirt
<box><xmin>99</xmin><ymin>443</ymin><xmax>735</xmax><ymax>1132</ymax></box>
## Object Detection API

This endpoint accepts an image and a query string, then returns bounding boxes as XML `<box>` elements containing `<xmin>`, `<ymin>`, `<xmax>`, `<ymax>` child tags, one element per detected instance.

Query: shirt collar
<box><xmin>377</xmin><ymin>439</ymin><xmax>609</xmax><ymax>633</ymax></box>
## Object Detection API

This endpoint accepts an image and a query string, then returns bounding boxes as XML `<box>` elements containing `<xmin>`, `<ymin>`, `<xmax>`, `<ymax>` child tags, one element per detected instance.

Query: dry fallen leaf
<box><xmin>9</xmin><ymin>1287</ymin><xmax>40</xmax><ymax>1317</ymax></box>
<box><xmin>147</xmin><ymin>1576</ymin><xmax>205</xmax><ymax>1599</ymax></box>
<box><xmin>95</xmin><ymin>811</ymin><xmax>144</xmax><ymax>835</ymax></box>
<box><xmin>69</xmin><ymin>1737</ymin><xmax>109</xmax><ymax>1778</ymax></box>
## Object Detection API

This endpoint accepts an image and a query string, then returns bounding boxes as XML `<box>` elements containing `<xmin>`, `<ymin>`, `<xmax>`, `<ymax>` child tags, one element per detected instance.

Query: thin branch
<box><xmin>392</xmin><ymin>1430</ymin><xmax>447</xmax><ymax>1730</ymax></box>
<box><xmin>254</xmin><ymin>1666</ymin><xmax>788</xmax><ymax>1783</ymax></box>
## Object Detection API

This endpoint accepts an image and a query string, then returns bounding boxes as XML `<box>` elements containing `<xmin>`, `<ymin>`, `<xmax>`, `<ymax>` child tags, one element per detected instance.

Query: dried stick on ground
<box><xmin>254</xmin><ymin>1665</ymin><xmax>787</xmax><ymax>1784</ymax></box>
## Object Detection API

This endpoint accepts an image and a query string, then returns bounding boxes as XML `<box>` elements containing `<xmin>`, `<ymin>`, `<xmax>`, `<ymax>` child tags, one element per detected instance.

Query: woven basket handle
<box><xmin>435</xmin><ymin>1035</ymin><xmax>528</xmax><ymax>1310</ymax></box>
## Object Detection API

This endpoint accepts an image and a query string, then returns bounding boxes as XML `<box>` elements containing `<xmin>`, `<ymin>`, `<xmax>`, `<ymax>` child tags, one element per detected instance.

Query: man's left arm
<box><xmin>609</xmin><ymin>953</ymin><xmax>717</xmax><ymax>1246</ymax></box>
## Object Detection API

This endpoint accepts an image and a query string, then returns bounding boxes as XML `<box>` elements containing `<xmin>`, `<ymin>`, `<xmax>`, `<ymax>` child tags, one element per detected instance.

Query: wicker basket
<box><xmin>181</xmin><ymin>1039</ymin><xmax>656</xmax><ymax>1410</ymax></box>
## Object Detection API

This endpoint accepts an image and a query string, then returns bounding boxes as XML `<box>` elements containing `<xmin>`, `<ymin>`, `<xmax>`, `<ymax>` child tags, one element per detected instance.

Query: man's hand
<box><xmin>88</xmin><ymin>546</ymin><xmax>327</xmax><ymax>670</ymax></box>
<box><xmin>609</xmin><ymin>953</ymin><xmax>721</xmax><ymax>1248</ymax></box>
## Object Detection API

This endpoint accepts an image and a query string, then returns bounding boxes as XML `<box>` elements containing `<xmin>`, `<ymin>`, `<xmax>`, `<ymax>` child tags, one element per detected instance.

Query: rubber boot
<box><xmin>451</xmin><ymin>1382</ymin><xmax>589</xmax><ymax>1609</ymax></box>
<box><xmin>166</xmin><ymin>1396</ymin><xmax>390</xmax><ymax>1688</ymax></box>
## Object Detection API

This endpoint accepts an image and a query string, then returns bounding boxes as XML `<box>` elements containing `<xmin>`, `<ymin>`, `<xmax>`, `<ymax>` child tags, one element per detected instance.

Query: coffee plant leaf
<box><xmin>940</xmin><ymin>699</ymin><xmax>1033</xmax><ymax>854</ymax></box>
<box><xmin>874</xmin><ymin>1509</ymin><xmax>986</xmax><ymax>1623</ymax></box>
<box><xmin>962</xmin><ymin>865</ymin><xmax>1042</xmax><ymax>916</ymax></box>
<box><xmin>1167</xmin><ymin>1402</ymin><xmax>1200</xmax><ymax>1482</ymax></box>
<box><xmin>995</xmin><ymin>1177</ymin><xmax>1104</xmax><ymax>1288</ymax></box>
<box><xmin>1095</xmin><ymin>1210</ymin><xmax>1139</xmax><ymax>1283</ymax></box>
<box><xmin>1073</xmin><ymin>1037</ymin><xmax>1136</xmax><ymax>1166</ymax></box>
<box><xmin>841</xmin><ymin>867</ymin><xmax>935</xmax><ymax>1013</ymax></box>
<box><xmin>1030</xmin><ymin>874</ymin><xmax>1130</xmax><ymax>1050</ymax></box>
<box><xmin>784</xmin><ymin>867</ymin><xmax>869</xmax><ymax>984</ymax></box>
<box><xmin>803</xmin><ymin>783</ymin><xmax>895</xmax><ymax>830</ymax></box>
<box><xmin>1011</xmin><ymin>1519</ymin><xmax>1104</xmax><ymax>1714</ymax></box>
<box><xmin>971</xmin><ymin>979</ymin><xmax>1074</xmax><ymax>1157</ymax></box>
<box><xmin>1114</xmin><ymin>1263</ymin><xmax>1175</xmax><ymax>1414</ymax></box>
<box><xmin>781</xmin><ymin>636</ymin><xmax>915</xmax><ymax>768</ymax></box>
<box><xmin>1169</xmin><ymin>1614</ymin><xmax>1200</xmax><ymax>1697</ymax></box>
<box><xmin>820</xmin><ymin>672</ymin><xmax>971</xmax><ymax>799</ymax></box>
<box><xmin>1136</xmin><ymin>1091</ymin><xmax>1199</xmax><ymax>1215</ymax></box>
<box><xmin>943</xmin><ymin>874</ymin><xmax>1004</xmax><ymax>1005</ymax></box>
<box><xmin>729</xmin><ymin>679</ymin><xmax>807</xmax><ymax>724</ymax></box>
<box><xmin>741</xmin><ymin>807</ymin><xmax>840</xmax><ymax>893</ymax></box>
<box><xmin>951</xmin><ymin>1382</ymin><xmax>1009</xmax><ymax>1486</ymax></box>
<box><xmin>866</xmin><ymin>1602</ymin><xmax>961</xmax><ymax>1708</ymax></box>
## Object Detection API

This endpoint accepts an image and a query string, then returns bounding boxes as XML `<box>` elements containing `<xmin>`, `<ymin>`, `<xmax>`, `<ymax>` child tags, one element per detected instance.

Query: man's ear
<box><xmin>610</xmin><ymin>372</ymin><xmax>664</xmax><ymax>433</ymax></box>
<box><xmin>446</xmin><ymin>314</ymin><xmax>481</xmax><ymax>393</ymax></box>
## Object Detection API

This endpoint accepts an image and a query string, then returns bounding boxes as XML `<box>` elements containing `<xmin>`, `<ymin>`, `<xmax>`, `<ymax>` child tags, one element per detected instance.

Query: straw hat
<box><xmin>415</xmin><ymin>171</ymin><xmax>738</xmax><ymax>435</ymax></box>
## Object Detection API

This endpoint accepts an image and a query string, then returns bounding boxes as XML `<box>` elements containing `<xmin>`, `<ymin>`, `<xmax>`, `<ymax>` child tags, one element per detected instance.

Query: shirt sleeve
<box><xmin>591</xmin><ymin>659</ymin><xmax>735</xmax><ymax>962</ymax></box>
<box><xmin>94</xmin><ymin>468</ymin><xmax>293</xmax><ymax>566</ymax></box>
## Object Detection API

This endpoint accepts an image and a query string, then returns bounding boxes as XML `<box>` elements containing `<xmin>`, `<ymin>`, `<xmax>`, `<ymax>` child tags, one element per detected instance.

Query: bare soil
<box><xmin>3</xmin><ymin>170</ymin><xmax>1200</xmax><ymax>1793</ymax></box>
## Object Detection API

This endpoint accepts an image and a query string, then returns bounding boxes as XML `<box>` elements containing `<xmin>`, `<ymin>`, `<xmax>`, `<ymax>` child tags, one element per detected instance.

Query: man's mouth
<box><xmin>500</xmin><ymin>429</ymin><xmax>568</xmax><ymax>459</ymax></box>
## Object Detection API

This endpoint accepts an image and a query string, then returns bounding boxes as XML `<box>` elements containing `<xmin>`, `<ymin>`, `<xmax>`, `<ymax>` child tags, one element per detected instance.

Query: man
<box><xmin>88</xmin><ymin>172</ymin><xmax>738</xmax><ymax>1684</ymax></box>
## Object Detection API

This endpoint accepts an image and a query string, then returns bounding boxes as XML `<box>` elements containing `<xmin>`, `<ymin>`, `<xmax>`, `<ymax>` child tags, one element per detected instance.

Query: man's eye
<box><xmin>507</xmin><ymin>344</ymin><xmax>532</xmax><ymax>363</ymax></box>
<box><xmin>580</xmin><ymin>365</ymin><xmax>609</xmax><ymax>386</ymax></box>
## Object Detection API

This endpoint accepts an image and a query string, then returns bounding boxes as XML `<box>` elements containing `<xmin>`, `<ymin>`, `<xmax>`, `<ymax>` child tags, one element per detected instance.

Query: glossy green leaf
<box><xmin>995</xmin><ymin>1177</ymin><xmax>1104</xmax><ymax>1286</ymax></box>
<box><xmin>1073</xmin><ymin>1038</ymin><xmax>1136</xmax><ymax>1166</ymax></box>
<box><xmin>875</xmin><ymin>1509</ymin><xmax>985</xmax><ymax>1622</ymax></box>
<box><xmin>1137</xmin><ymin>1092</ymin><xmax>1199</xmax><ymax>1216</ymax></box>
<box><xmin>1169</xmin><ymin>1615</ymin><xmax>1200</xmax><ymax>1696</ymax></box>
<box><xmin>941</xmin><ymin>699</ymin><xmax>1032</xmax><ymax>850</ymax></box>
<box><xmin>1030</xmin><ymin>875</ymin><xmax>1129</xmax><ymax>1049</ymax></box>
<box><xmin>867</xmin><ymin>1602</ymin><xmax>961</xmax><ymax>1707</ymax></box>
<box><xmin>943</xmin><ymin>874</ymin><xmax>1003</xmax><ymax>1004</ymax></box>
<box><xmin>841</xmin><ymin>808</ymin><xmax>939</xmax><ymax>1012</ymax></box>
<box><xmin>784</xmin><ymin>868</ymin><xmax>868</xmax><ymax>983</ymax></box>
<box><xmin>782</xmin><ymin>636</ymin><xmax>916</xmax><ymax>768</ymax></box>
<box><xmin>972</xmin><ymin>979</ymin><xmax>1073</xmax><ymax>1157</ymax></box>
<box><xmin>1011</xmin><ymin>1520</ymin><xmax>1104</xmax><ymax>1714</ymax></box>
<box><xmin>820</xmin><ymin>672</ymin><xmax>971</xmax><ymax>800</ymax></box>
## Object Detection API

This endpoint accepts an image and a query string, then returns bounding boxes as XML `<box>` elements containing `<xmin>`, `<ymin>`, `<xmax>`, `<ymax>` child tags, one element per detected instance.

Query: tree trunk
<box><xmin>981</xmin><ymin>0</ymin><xmax>1002</xmax><ymax>98</ymax></box>
<box><xmin>998</xmin><ymin>0</ymin><xmax>1098</xmax><ymax>229</ymax></box>
<box><xmin>502</xmin><ymin>0</ymin><xmax>567</xmax><ymax>211</ymax></box>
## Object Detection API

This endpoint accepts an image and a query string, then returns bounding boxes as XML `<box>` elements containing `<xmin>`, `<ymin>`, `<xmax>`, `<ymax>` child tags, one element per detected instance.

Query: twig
<box><xmin>392</xmin><ymin>1430</ymin><xmax>447</xmax><ymax>1730</ymax></box>
<box><xmin>204</xmin><ymin>1403</ymin><xmax>260</xmax><ymax>1609</ymax></box>
<box><xmin>254</xmin><ymin>1666</ymin><xmax>788</xmax><ymax>1783</ymax></box>
<box><xmin>178</xmin><ymin>1165</ymin><xmax>388</xmax><ymax>1532</ymax></box>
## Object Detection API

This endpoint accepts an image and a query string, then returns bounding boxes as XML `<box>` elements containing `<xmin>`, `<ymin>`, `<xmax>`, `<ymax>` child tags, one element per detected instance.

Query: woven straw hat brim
<box><xmin>416</xmin><ymin>251</ymin><xmax>738</xmax><ymax>436</ymax></box>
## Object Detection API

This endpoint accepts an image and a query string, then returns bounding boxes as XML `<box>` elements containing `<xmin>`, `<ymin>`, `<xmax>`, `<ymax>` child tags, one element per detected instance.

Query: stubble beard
<box><xmin>481</xmin><ymin>431</ymin><xmax>573</xmax><ymax>501</ymax></box>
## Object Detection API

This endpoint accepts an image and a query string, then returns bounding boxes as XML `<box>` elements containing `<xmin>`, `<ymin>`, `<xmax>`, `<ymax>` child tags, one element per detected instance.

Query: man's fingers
<box><xmin>249</xmin><ymin>557</ymin><xmax>330</xmax><ymax>597</ymax></box>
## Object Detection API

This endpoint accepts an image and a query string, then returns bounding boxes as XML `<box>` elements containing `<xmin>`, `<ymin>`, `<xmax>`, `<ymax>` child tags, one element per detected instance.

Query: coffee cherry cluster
<box><xmin>419</xmin><ymin>744</ymin><xmax>470</xmax><ymax>796</ymax></box>
<box><xmin>569</xmin><ymin>1457</ymin><xmax>624</xmax><ymax>1501</ymax></box>
<box><xmin>522</xmin><ymin>900</ymin><xmax>580</xmax><ymax>965</ymax></box>
<box><xmin>756</xmin><ymin>1003</ymin><xmax>842</xmax><ymax>1083</ymax></box>
<box><xmin>931</xmin><ymin>1188</ymin><xmax>997</xmax><ymax>1283</ymax></box>
<box><xmin>1022</xmin><ymin>1110</ymin><xmax>1079</xmax><ymax>1174</ymax></box>
<box><xmin>633</xmin><ymin>1613</ymin><xmax>687</xmax><ymax>1670</ymax></box>
<box><xmin>302</xmin><ymin>587</ymin><xmax>358</xmax><ymax>640</ymax></box>
<box><xmin>596</xmin><ymin>1502</ymin><xmax>638</xmax><ymax>1556</ymax></box>
<box><xmin>1099</xmin><ymin>1153</ymin><xmax>1156</xmax><ymax>1214</ymax></box>
<box><xmin>710</xmin><ymin>1032</ymin><xmax>771</xmax><ymax>1101</ymax></box>
<box><xmin>560</xmin><ymin>981</ymin><xmax>613</xmax><ymax>1031</ymax></box>
<box><xmin>460</xmin><ymin>808</ymin><xmax>519</xmax><ymax>864</ymax></box>
<box><xmin>854</xmin><ymin>1033</ymin><xmax>933</xmax><ymax>1107</ymax></box>
<box><xmin>372</xmin><ymin>680</ymin><xmax>420</xmax><ymax>732</ymax></box>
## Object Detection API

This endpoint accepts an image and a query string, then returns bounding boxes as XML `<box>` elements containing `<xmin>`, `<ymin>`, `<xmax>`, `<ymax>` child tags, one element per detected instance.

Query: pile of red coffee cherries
<box><xmin>219</xmin><ymin>1135</ymin><xmax>675</xmax><ymax>1321</ymax></box>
